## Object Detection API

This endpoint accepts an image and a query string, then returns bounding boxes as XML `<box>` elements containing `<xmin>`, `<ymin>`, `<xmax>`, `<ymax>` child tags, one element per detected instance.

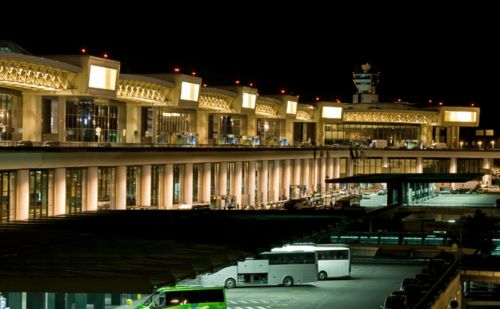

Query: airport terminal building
<box><xmin>0</xmin><ymin>44</ymin><xmax>497</xmax><ymax>222</ymax></box>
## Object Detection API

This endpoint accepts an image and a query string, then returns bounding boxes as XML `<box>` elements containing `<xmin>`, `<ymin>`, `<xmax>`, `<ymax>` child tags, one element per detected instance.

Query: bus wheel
<box><xmin>224</xmin><ymin>278</ymin><xmax>236</xmax><ymax>289</ymax></box>
<box><xmin>282</xmin><ymin>276</ymin><xmax>294</xmax><ymax>287</ymax></box>
<box><xmin>318</xmin><ymin>271</ymin><xmax>328</xmax><ymax>280</ymax></box>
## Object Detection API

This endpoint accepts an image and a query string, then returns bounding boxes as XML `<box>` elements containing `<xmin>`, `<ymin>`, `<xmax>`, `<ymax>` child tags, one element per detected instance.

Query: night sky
<box><xmin>2</xmin><ymin>3</ymin><xmax>498</xmax><ymax>129</ymax></box>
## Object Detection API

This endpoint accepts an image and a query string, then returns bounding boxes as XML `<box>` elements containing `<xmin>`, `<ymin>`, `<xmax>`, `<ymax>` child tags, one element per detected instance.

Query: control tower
<box><xmin>352</xmin><ymin>63</ymin><xmax>380</xmax><ymax>103</ymax></box>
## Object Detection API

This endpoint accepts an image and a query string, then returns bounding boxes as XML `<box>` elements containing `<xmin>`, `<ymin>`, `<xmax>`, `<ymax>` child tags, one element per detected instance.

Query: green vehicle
<box><xmin>136</xmin><ymin>285</ymin><xmax>227</xmax><ymax>309</ymax></box>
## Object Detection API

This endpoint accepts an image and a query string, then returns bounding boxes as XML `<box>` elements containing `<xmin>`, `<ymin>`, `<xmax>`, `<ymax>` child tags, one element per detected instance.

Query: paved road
<box><xmin>225</xmin><ymin>263</ymin><xmax>422</xmax><ymax>309</ymax></box>
<box><xmin>121</xmin><ymin>263</ymin><xmax>422</xmax><ymax>309</ymax></box>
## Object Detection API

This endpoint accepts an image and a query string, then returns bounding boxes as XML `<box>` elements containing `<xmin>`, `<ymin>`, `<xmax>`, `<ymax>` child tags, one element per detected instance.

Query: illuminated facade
<box><xmin>0</xmin><ymin>47</ymin><xmax>496</xmax><ymax>222</ymax></box>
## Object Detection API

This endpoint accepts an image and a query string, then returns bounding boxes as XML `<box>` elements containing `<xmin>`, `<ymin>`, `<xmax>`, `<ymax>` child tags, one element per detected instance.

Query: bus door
<box><xmin>237</xmin><ymin>259</ymin><xmax>270</xmax><ymax>285</ymax></box>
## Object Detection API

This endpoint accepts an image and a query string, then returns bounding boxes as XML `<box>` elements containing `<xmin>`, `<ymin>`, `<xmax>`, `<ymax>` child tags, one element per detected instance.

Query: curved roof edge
<box><xmin>0</xmin><ymin>52</ymin><xmax>82</xmax><ymax>73</ymax></box>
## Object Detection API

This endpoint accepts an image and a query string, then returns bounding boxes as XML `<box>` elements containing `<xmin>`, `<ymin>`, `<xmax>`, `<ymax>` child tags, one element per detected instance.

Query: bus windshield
<box><xmin>136</xmin><ymin>285</ymin><xmax>226</xmax><ymax>309</ymax></box>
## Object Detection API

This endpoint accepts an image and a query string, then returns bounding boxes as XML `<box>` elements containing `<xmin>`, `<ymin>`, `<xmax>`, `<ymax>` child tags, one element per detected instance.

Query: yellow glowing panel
<box><xmin>180</xmin><ymin>82</ymin><xmax>200</xmax><ymax>101</ymax></box>
<box><xmin>88</xmin><ymin>65</ymin><xmax>117</xmax><ymax>90</ymax></box>
<box><xmin>242</xmin><ymin>92</ymin><xmax>256</xmax><ymax>109</ymax></box>
<box><xmin>322</xmin><ymin>106</ymin><xmax>342</xmax><ymax>119</ymax></box>
<box><xmin>287</xmin><ymin>101</ymin><xmax>297</xmax><ymax>114</ymax></box>
<box><xmin>486</xmin><ymin>130</ymin><xmax>494</xmax><ymax>136</ymax></box>
<box><xmin>444</xmin><ymin>111</ymin><xmax>476</xmax><ymax>122</ymax></box>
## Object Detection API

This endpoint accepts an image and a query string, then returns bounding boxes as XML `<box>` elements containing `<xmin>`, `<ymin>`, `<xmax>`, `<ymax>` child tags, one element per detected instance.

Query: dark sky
<box><xmin>2</xmin><ymin>3</ymin><xmax>498</xmax><ymax>128</ymax></box>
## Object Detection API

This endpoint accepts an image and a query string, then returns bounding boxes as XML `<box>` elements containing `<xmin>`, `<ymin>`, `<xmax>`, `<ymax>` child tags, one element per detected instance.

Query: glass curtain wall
<box><xmin>66</xmin><ymin>98</ymin><xmax>121</xmax><ymax>142</ymax></box>
<box><xmin>423</xmin><ymin>159</ymin><xmax>450</xmax><ymax>173</ymax></box>
<box><xmin>324</xmin><ymin>123</ymin><xmax>420</xmax><ymax>146</ymax></box>
<box><xmin>29</xmin><ymin>170</ymin><xmax>50</xmax><ymax>219</ymax></box>
<box><xmin>389</xmin><ymin>159</ymin><xmax>417</xmax><ymax>173</ymax></box>
<box><xmin>208</xmin><ymin>114</ymin><xmax>246</xmax><ymax>145</ymax></box>
<box><xmin>0</xmin><ymin>92</ymin><xmax>22</xmax><ymax>141</ymax></box>
<box><xmin>173</xmin><ymin>164</ymin><xmax>184</xmax><ymax>205</ymax></box>
<box><xmin>0</xmin><ymin>171</ymin><xmax>14</xmax><ymax>222</ymax></box>
<box><xmin>257</xmin><ymin>119</ymin><xmax>281</xmax><ymax>145</ymax></box>
<box><xmin>126</xmin><ymin>166</ymin><xmax>141</xmax><ymax>206</ymax></box>
<box><xmin>66</xmin><ymin>168</ymin><xmax>83</xmax><ymax>214</ymax></box>
<box><xmin>154</xmin><ymin>108</ymin><xmax>196</xmax><ymax>144</ymax></box>
<box><xmin>151</xmin><ymin>165</ymin><xmax>162</xmax><ymax>207</ymax></box>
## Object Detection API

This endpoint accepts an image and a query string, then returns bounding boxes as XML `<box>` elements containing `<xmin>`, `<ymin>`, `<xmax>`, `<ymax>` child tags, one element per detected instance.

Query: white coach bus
<box><xmin>272</xmin><ymin>243</ymin><xmax>351</xmax><ymax>280</ymax></box>
<box><xmin>200</xmin><ymin>251</ymin><xmax>318</xmax><ymax>288</ymax></box>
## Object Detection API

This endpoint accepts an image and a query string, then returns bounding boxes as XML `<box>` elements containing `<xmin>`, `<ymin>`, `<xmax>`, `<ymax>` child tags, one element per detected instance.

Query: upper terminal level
<box><xmin>0</xmin><ymin>45</ymin><xmax>483</xmax><ymax>149</ymax></box>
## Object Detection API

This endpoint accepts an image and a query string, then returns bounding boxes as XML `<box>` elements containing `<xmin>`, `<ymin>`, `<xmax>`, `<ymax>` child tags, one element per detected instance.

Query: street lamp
<box><xmin>478</xmin><ymin>141</ymin><xmax>483</xmax><ymax>149</ymax></box>
<box><xmin>459</xmin><ymin>141</ymin><xmax>464</xmax><ymax>149</ymax></box>
<box><xmin>491</xmin><ymin>140</ymin><xmax>495</xmax><ymax>149</ymax></box>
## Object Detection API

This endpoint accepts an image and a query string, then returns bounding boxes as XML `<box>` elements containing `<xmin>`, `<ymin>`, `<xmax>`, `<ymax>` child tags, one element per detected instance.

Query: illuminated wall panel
<box><xmin>287</xmin><ymin>101</ymin><xmax>297</xmax><ymax>114</ymax></box>
<box><xmin>322</xmin><ymin>106</ymin><xmax>342</xmax><ymax>119</ymax></box>
<box><xmin>444</xmin><ymin>111</ymin><xmax>476</xmax><ymax>122</ymax></box>
<box><xmin>88</xmin><ymin>65</ymin><xmax>117</xmax><ymax>90</ymax></box>
<box><xmin>242</xmin><ymin>92</ymin><xmax>256</xmax><ymax>109</ymax></box>
<box><xmin>180</xmin><ymin>82</ymin><xmax>200</xmax><ymax>101</ymax></box>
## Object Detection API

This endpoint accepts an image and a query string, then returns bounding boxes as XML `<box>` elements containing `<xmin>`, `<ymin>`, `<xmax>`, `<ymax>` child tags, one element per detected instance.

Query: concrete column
<box><xmin>260</xmin><ymin>160</ymin><xmax>269</xmax><ymax>205</ymax></box>
<box><xmin>58</xmin><ymin>96</ymin><xmax>67</xmax><ymax>142</ymax></box>
<box><xmin>141</xmin><ymin>165</ymin><xmax>151</xmax><ymax>206</ymax></box>
<box><xmin>434</xmin><ymin>127</ymin><xmax>440</xmax><ymax>143</ymax></box>
<box><xmin>184</xmin><ymin>163</ymin><xmax>193</xmax><ymax>205</ymax></box>
<box><xmin>234</xmin><ymin>161</ymin><xmax>242</xmax><ymax>209</ymax></box>
<box><xmin>116</xmin><ymin>166</ymin><xmax>127</xmax><ymax>210</ymax></box>
<box><xmin>328</xmin><ymin>156</ymin><xmax>334</xmax><ymax>190</ymax></box>
<box><xmin>382</xmin><ymin>156</ymin><xmax>389</xmax><ymax>173</ymax></box>
<box><xmin>283</xmin><ymin>159</ymin><xmax>291</xmax><ymax>199</ymax></box>
<box><xmin>22</xmin><ymin>94</ymin><xmax>42</xmax><ymax>141</ymax></box>
<box><xmin>416</xmin><ymin>157</ymin><xmax>423</xmax><ymax>174</ymax></box>
<box><xmin>449</xmin><ymin>157</ymin><xmax>457</xmax><ymax>173</ymax></box>
<box><xmin>483</xmin><ymin>158</ymin><xmax>492</xmax><ymax>186</ymax></box>
<box><xmin>196</xmin><ymin>110</ymin><xmax>209</xmax><ymax>144</ymax></box>
<box><xmin>164</xmin><ymin>164</ymin><xmax>174</xmax><ymax>209</ymax></box>
<box><xmin>202</xmin><ymin>162</ymin><xmax>211</xmax><ymax>203</ymax></box>
<box><xmin>248</xmin><ymin>161</ymin><xmax>256</xmax><ymax>206</ymax></box>
<box><xmin>313</xmin><ymin>158</ymin><xmax>319</xmax><ymax>193</ymax></box>
<box><xmin>87</xmin><ymin>167</ymin><xmax>98</xmax><ymax>211</ymax></box>
<box><xmin>285</xmin><ymin>119</ymin><xmax>294</xmax><ymax>146</ymax></box>
<box><xmin>247</xmin><ymin>115</ymin><xmax>257</xmax><ymax>137</ymax></box>
<box><xmin>126</xmin><ymin>103</ymin><xmax>140</xmax><ymax>143</ymax></box>
<box><xmin>334</xmin><ymin>157</ymin><xmax>341</xmax><ymax>179</ymax></box>
<box><xmin>16</xmin><ymin>169</ymin><xmax>29</xmax><ymax>221</ymax></box>
<box><xmin>219</xmin><ymin>162</ymin><xmax>227</xmax><ymax>196</ymax></box>
<box><xmin>320</xmin><ymin>157</ymin><xmax>327</xmax><ymax>193</ymax></box>
<box><xmin>293</xmin><ymin>159</ymin><xmax>301</xmax><ymax>186</ymax></box>
<box><xmin>273</xmin><ymin>160</ymin><xmax>280</xmax><ymax>202</ymax></box>
<box><xmin>302</xmin><ymin>159</ymin><xmax>310</xmax><ymax>192</ymax></box>
<box><xmin>346</xmin><ymin>157</ymin><xmax>353</xmax><ymax>177</ymax></box>
<box><xmin>54</xmin><ymin>168</ymin><xmax>66</xmax><ymax>216</ymax></box>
